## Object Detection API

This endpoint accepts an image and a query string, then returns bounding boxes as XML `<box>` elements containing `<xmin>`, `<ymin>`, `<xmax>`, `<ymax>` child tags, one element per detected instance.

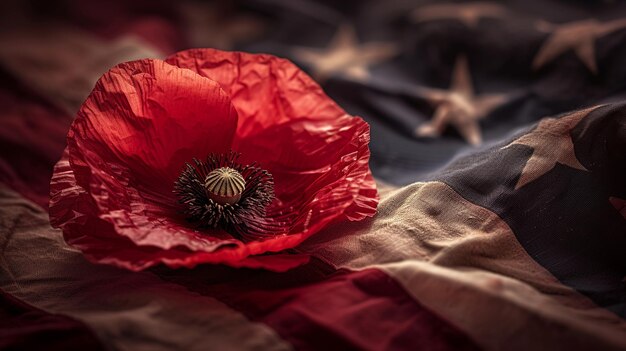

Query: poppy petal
<box><xmin>56</xmin><ymin>59</ymin><xmax>240</xmax><ymax>253</ymax></box>
<box><xmin>167</xmin><ymin>49</ymin><xmax>378</xmax><ymax>246</ymax></box>
<box><xmin>50</xmin><ymin>152</ymin><xmax>309</xmax><ymax>272</ymax></box>
<box><xmin>165</xmin><ymin>49</ymin><xmax>347</xmax><ymax>138</ymax></box>
<box><xmin>71</xmin><ymin>58</ymin><xmax>238</xmax><ymax>191</ymax></box>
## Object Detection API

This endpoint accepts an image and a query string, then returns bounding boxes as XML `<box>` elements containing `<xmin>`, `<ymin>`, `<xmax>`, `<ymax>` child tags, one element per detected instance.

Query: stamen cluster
<box><xmin>175</xmin><ymin>151</ymin><xmax>277</xmax><ymax>240</ymax></box>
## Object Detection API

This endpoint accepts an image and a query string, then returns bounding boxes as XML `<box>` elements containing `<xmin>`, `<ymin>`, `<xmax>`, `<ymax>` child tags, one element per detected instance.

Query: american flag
<box><xmin>1</xmin><ymin>1</ymin><xmax>625</xmax><ymax>350</ymax></box>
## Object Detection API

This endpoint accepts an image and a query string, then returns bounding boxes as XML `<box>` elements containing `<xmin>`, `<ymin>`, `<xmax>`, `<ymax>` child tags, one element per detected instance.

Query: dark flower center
<box><xmin>174</xmin><ymin>151</ymin><xmax>277</xmax><ymax>241</ymax></box>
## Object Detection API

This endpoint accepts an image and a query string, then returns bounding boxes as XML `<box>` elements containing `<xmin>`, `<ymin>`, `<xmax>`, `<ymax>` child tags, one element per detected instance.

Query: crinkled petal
<box><xmin>165</xmin><ymin>49</ymin><xmax>349</xmax><ymax>138</ymax></box>
<box><xmin>50</xmin><ymin>152</ymin><xmax>309</xmax><ymax>272</ymax></box>
<box><xmin>53</xmin><ymin>59</ymin><xmax>240</xmax><ymax>254</ymax></box>
<box><xmin>70</xmin><ymin>58</ymin><xmax>238</xmax><ymax>193</ymax></box>
<box><xmin>167</xmin><ymin>49</ymin><xmax>378</xmax><ymax>247</ymax></box>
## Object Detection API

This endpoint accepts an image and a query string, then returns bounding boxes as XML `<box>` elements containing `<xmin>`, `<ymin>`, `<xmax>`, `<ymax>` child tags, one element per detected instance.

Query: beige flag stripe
<box><xmin>0</xmin><ymin>185</ymin><xmax>292</xmax><ymax>351</ymax></box>
<box><xmin>299</xmin><ymin>181</ymin><xmax>626</xmax><ymax>351</ymax></box>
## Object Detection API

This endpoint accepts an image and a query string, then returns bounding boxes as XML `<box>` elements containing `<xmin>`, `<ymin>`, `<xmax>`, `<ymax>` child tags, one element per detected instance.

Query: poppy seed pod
<box><xmin>205</xmin><ymin>167</ymin><xmax>246</xmax><ymax>205</ymax></box>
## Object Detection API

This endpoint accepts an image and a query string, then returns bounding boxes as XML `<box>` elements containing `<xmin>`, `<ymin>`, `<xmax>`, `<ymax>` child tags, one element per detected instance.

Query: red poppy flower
<box><xmin>49</xmin><ymin>49</ymin><xmax>378</xmax><ymax>272</ymax></box>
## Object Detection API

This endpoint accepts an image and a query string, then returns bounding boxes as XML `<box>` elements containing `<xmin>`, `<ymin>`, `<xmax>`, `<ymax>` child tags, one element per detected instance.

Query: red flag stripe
<box><xmin>155</xmin><ymin>260</ymin><xmax>480</xmax><ymax>351</ymax></box>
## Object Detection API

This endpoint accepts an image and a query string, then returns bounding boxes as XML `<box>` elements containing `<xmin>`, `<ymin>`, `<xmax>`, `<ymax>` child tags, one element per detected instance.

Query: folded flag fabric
<box><xmin>0</xmin><ymin>1</ymin><xmax>625</xmax><ymax>350</ymax></box>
